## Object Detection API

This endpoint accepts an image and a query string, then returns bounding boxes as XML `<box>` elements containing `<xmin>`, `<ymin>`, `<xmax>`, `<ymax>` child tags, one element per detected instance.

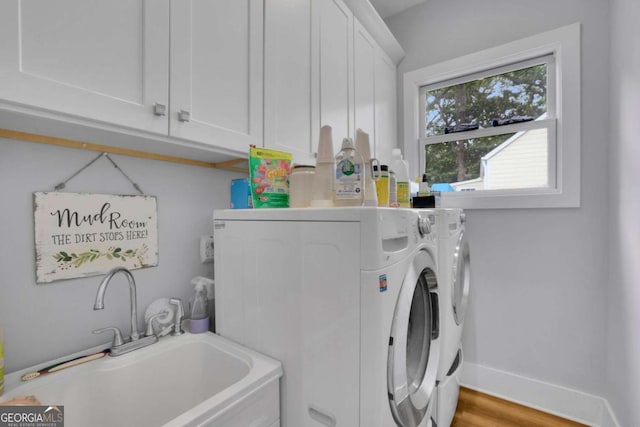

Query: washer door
<box><xmin>452</xmin><ymin>230</ymin><xmax>471</xmax><ymax>326</ymax></box>
<box><xmin>388</xmin><ymin>250</ymin><xmax>440</xmax><ymax>427</ymax></box>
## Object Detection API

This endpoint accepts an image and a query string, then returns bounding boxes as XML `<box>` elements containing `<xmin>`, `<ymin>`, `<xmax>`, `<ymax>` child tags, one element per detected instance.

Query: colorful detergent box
<box><xmin>248</xmin><ymin>147</ymin><xmax>292</xmax><ymax>208</ymax></box>
<box><xmin>230</xmin><ymin>178</ymin><xmax>252</xmax><ymax>209</ymax></box>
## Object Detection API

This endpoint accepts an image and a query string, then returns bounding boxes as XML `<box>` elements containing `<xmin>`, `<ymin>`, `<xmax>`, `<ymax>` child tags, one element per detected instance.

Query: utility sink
<box><xmin>2</xmin><ymin>333</ymin><xmax>282</xmax><ymax>427</ymax></box>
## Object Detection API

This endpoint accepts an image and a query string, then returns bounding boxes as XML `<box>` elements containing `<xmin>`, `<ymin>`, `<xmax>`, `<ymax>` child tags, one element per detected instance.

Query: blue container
<box><xmin>431</xmin><ymin>182</ymin><xmax>456</xmax><ymax>192</ymax></box>
<box><xmin>230</xmin><ymin>178</ymin><xmax>252</xmax><ymax>209</ymax></box>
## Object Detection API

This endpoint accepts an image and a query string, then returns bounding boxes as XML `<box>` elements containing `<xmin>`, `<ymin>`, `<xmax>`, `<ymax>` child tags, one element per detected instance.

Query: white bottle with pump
<box><xmin>334</xmin><ymin>137</ymin><xmax>365</xmax><ymax>206</ymax></box>
<box><xmin>390</xmin><ymin>148</ymin><xmax>411</xmax><ymax>208</ymax></box>
<box><xmin>190</xmin><ymin>277</ymin><xmax>213</xmax><ymax>333</ymax></box>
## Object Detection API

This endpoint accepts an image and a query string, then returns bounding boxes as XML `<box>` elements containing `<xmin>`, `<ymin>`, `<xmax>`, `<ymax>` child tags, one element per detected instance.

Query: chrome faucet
<box><xmin>169</xmin><ymin>298</ymin><xmax>185</xmax><ymax>336</ymax></box>
<box><xmin>93</xmin><ymin>267</ymin><xmax>140</xmax><ymax>341</ymax></box>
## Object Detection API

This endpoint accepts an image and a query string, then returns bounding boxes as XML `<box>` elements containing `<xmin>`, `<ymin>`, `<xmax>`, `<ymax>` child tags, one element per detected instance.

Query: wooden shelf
<box><xmin>0</xmin><ymin>128</ymin><xmax>248</xmax><ymax>173</ymax></box>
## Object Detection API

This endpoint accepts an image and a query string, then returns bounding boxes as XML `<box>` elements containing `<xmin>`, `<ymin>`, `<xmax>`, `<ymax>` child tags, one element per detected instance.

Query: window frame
<box><xmin>403</xmin><ymin>23</ymin><xmax>581</xmax><ymax>209</ymax></box>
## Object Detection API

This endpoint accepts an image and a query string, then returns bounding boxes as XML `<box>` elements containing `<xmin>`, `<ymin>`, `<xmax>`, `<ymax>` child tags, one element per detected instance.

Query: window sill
<box><xmin>439</xmin><ymin>187</ymin><xmax>579</xmax><ymax>210</ymax></box>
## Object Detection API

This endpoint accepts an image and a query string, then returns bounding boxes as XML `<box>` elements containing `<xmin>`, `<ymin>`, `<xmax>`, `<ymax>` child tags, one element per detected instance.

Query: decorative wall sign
<box><xmin>34</xmin><ymin>192</ymin><xmax>158</xmax><ymax>283</ymax></box>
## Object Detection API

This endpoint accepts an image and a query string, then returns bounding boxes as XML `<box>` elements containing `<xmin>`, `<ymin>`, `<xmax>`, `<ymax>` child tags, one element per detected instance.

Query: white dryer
<box><xmin>213</xmin><ymin>207</ymin><xmax>441</xmax><ymax>427</ymax></box>
<box><xmin>432</xmin><ymin>208</ymin><xmax>471</xmax><ymax>427</ymax></box>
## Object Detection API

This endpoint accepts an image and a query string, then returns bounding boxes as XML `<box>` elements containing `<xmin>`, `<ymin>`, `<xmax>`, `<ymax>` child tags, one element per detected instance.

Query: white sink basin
<box><xmin>3</xmin><ymin>333</ymin><xmax>282</xmax><ymax>427</ymax></box>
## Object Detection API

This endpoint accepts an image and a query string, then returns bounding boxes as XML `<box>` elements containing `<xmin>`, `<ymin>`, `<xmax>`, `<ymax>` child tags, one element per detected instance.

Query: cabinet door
<box><xmin>300</xmin><ymin>222</ymin><xmax>360</xmax><ymax>426</ymax></box>
<box><xmin>313</xmin><ymin>0</ymin><xmax>354</xmax><ymax>149</ymax></box>
<box><xmin>0</xmin><ymin>0</ymin><xmax>169</xmax><ymax>134</ymax></box>
<box><xmin>353</xmin><ymin>19</ymin><xmax>377</xmax><ymax>151</ymax></box>
<box><xmin>374</xmin><ymin>48</ymin><xmax>397</xmax><ymax>165</ymax></box>
<box><xmin>264</xmin><ymin>0</ymin><xmax>314</xmax><ymax>164</ymax></box>
<box><xmin>170</xmin><ymin>0</ymin><xmax>263</xmax><ymax>154</ymax></box>
<box><xmin>215</xmin><ymin>219</ymin><xmax>360</xmax><ymax>426</ymax></box>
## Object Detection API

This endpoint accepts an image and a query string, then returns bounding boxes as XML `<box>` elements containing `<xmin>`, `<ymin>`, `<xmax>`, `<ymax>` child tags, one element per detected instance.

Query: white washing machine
<box><xmin>432</xmin><ymin>209</ymin><xmax>471</xmax><ymax>427</ymax></box>
<box><xmin>213</xmin><ymin>207</ymin><xmax>441</xmax><ymax>427</ymax></box>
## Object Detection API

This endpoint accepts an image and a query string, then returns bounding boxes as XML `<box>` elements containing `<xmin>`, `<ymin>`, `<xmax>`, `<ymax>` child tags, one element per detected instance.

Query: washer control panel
<box><xmin>417</xmin><ymin>212</ymin><xmax>436</xmax><ymax>240</ymax></box>
<box><xmin>418</xmin><ymin>215</ymin><xmax>431</xmax><ymax>236</ymax></box>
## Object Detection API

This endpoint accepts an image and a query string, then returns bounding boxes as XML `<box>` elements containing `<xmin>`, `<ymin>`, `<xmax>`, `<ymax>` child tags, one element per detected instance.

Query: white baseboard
<box><xmin>600</xmin><ymin>399</ymin><xmax>622</xmax><ymax>427</ymax></box>
<box><xmin>460</xmin><ymin>362</ymin><xmax>620</xmax><ymax>427</ymax></box>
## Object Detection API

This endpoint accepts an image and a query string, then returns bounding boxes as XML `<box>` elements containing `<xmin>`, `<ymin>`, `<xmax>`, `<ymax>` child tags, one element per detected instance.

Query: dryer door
<box><xmin>452</xmin><ymin>230</ymin><xmax>471</xmax><ymax>326</ymax></box>
<box><xmin>388</xmin><ymin>250</ymin><xmax>440</xmax><ymax>427</ymax></box>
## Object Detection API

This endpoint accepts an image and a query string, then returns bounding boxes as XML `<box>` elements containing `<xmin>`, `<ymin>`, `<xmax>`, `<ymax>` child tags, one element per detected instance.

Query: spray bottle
<box><xmin>189</xmin><ymin>277</ymin><xmax>214</xmax><ymax>333</ymax></box>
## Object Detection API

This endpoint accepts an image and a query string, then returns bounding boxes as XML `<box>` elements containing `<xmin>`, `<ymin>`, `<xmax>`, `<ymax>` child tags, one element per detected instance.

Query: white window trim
<box><xmin>403</xmin><ymin>23</ymin><xmax>581</xmax><ymax>209</ymax></box>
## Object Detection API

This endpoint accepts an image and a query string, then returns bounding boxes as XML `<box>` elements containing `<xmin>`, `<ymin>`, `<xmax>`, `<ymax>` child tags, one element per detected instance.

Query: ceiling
<box><xmin>369</xmin><ymin>0</ymin><xmax>426</xmax><ymax>19</ymax></box>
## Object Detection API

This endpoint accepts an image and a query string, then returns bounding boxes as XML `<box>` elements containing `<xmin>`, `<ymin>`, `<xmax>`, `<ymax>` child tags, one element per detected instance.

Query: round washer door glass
<box><xmin>452</xmin><ymin>231</ymin><xmax>471</xmax><ymax>326</ymax></box>
<box><xmin>388</xmin><ymin>250</ymin><xmax>440</xmax><ymax>427</ymax></box>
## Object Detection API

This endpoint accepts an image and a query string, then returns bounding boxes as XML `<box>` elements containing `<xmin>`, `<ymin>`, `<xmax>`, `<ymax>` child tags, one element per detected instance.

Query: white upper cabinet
<box><xmin>0</xmin><ymin>0</ymin><xmax>169</xmax><ymax>134</ymax></box>
<box><xmin>353</xmin><ymin>20</ymin><xmax>377</xmax><ymax>153</ymax></box>
<box><xmin>0</xmin><ymin>0</ymin><xmax>263</xmax><ymax>157</ymax></box>
<box><xmin>264</xmin><ymin>0</ymin><xmax>314</xmax><ymax>164</ymax></box>
<box><xmin>315</xmin><ymin>0</ymin><xmax>355</xmax><ymax>149</ymax></box>
<box><xmin>265</xmin><ymin>0</ymin><xmax>355</xmax><ymax>165</ymax></box>
<box><xmin>0</xmin><ymin>0</ymin><xmax>399</xmax><ymax>162</ymax></box>
<box><xmin>374</xmin><ymin>49</ymin><xmax>397</xmax><ymax>165</ymax></box>
<box><xmin>353</xmin><ymin>17</ymin><xmax>398</xmax><ymax>165</ymax></box>
<box><xmin>170</xmin><ymin>0</ymin><xmax>263</xmax><ymax>151</ymax></box>
<box><xmin>263</xmin><ymin>0</ymin><xmax>400</xmax><ymax>165</ymax></box>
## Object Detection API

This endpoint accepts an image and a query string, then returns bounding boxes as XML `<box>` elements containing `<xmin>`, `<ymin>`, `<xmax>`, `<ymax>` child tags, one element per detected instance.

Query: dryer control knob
<box><xmin>418</xmin><ymin>215</ymin><xmax>431</xmax><ymax>237</ymax></box>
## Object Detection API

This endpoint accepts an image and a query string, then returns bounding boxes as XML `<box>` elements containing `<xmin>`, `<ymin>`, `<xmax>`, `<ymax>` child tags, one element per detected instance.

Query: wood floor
<box><xmin>451</xmin><ymin>387</ymin><xmax>587</xmax><ymax>427</ymax></box>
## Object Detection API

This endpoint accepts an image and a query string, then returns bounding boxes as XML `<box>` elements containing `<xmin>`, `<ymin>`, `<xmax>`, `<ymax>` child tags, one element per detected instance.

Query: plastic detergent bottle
<box><xmin>374</xmin><ymin>165</ymin><xmax>390</xmax><ymax>207</ymax></box>
<box><xmin>390</xmin><ymin>148</ymin><xmax>411</xmax><ymax>207</ymax></box>
<box><xmin>190</xmin><ymin>277</ymin><xmax>213</xmax><ymax>333</ymax></box>
<box><xmin>334</xmin><ymin>137</ymin><xmax>365</xmax><ymax>206</ymax></box>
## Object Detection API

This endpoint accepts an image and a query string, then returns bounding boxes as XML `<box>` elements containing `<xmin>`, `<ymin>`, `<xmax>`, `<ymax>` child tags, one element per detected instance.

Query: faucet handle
<box><xmin>169</xmin><ymin>298</ymin><xmax>185</xmax><ymax>336</ymax></box>
<box><xmin>93</xmin><ymin>326</ymin><xmax>125</xmax><ymax>347</ymax></box>
<box><xmin>144</xmin><ymin>312</ymin><xmax>166</xmax><ymax>337</ymax></box>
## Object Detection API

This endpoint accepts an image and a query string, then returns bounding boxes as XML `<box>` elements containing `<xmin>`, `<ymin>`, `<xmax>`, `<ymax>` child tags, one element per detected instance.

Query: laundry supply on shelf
<box><xmin>374</xmin><ymin>165</ymin><xmax>390</xmax><ymax>207</ymax></box>
<box><xmin>310</xmin><ymin>125</ymin><xmax>336</xmax><ymax>207</ymax></box>
<box><xmin>248</xmin><ymin>146</ymin><xmax>292</xmax><ymax>208</ymax></box>
<box><xmin>334</xmin><ymin>137</ymin><xmax>365</xmax><ymax>207</ymax></box>
<box><xmin>390</xmin><ymin>148</ymin><xmax>410</xmax><ymax>207</ymax></box>
<box><xmin>354</xmin><ymin>129</ymin><xmax>379</xmax><ymax>207</ymax></box>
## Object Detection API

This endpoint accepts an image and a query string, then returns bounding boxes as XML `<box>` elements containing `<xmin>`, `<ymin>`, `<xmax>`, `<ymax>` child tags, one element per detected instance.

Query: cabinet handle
<box><xmin>178</xmin><ymin>110</ymin><xmax>191</xmax><ymax>122</ymax></box>
<box><xmin>153</xmin><ymin>103</ymin><xmax>166</xmax><ymax>116</ymax></box>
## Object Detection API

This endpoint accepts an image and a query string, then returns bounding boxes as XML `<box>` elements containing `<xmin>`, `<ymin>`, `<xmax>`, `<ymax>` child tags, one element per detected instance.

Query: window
<box><xmin>421</xmin><ymin>57</ymin><xmax>555</xmax><ymax>191</ymax></box>
<box><xmin>403</xmin><ymin>23</ymin><xmax>581</xmax><ymax>209</ymax></box>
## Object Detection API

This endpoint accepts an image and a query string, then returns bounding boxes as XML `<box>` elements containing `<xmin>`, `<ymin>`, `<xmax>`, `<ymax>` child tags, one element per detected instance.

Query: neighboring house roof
<box><xmin>449</xmin><ymin>113</ymin><xmax>547</xmax><ymax>191</ymax></box>
<box><xmin>482</xmin><ymin>129</ymin><xmax>528</xmax><ymax>162</ymax></box>
<box><xmin>482</xmin><ymin>113</ymin><xmax>547</xmax><ymax>163</ymax></box>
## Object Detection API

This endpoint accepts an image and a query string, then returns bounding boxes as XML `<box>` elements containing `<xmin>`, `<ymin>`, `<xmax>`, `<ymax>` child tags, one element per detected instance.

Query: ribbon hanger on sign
<box><xmin>53</xmin><ymin>152</ymin><xmax>144</xmax><ymax>195</ymax></box>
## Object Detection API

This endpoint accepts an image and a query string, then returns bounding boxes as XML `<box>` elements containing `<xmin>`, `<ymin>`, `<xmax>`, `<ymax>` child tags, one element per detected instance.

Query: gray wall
<box><xmin>608</xmin><ymin>0</ymin><xmax>640</xmax><ymax>425</ymax></box>
<box><xmin>0</xmin><ymin>138</ymin><xmax>242</xmax><ymax>373</ymax></box>
<box><xmin>386</xmin><ymin>0</ymin><xmax>610</xmax><ymax>396</ymax></box>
